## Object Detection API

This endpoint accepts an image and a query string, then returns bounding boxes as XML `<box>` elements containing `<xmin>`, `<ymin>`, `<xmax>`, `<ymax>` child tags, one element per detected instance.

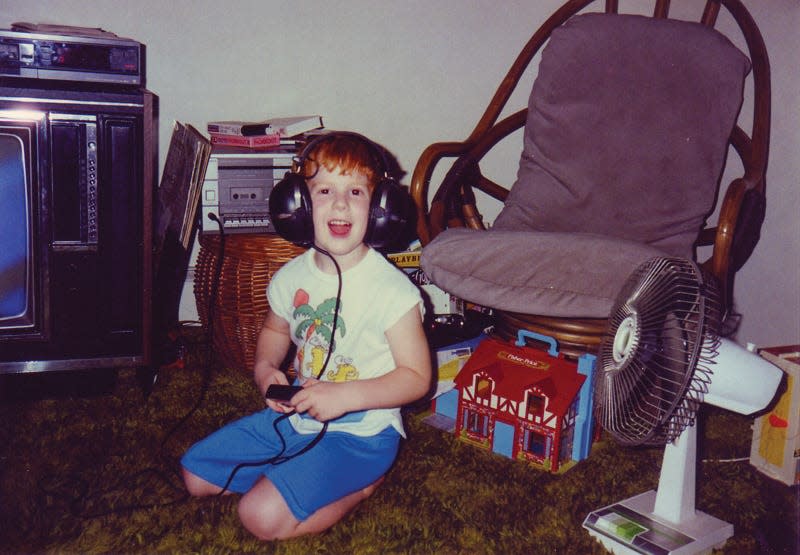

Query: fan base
<box><xmin>583</xmin><ymin>490</ymin><xmax>733</xmax><ymax>555</ymax></box>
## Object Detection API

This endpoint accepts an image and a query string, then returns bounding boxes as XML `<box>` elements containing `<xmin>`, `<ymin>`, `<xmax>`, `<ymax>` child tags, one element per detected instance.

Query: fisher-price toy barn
<box><xmin>441</xmin><ymin>332</ymin><xmax>597</xmax><ymax>473</ymax></box>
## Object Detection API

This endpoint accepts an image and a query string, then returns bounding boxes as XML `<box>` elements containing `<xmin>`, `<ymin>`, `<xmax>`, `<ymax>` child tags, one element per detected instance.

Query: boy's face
<box><xmin>308</xmin><ymin>164</ymin><xmax>372</xmax><ymax>269</ymax></box>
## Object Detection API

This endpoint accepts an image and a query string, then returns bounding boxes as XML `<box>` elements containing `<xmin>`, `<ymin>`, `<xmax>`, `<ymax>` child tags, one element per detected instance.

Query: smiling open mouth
<box><xmin>328</xmin><ymin>219</ymin><xmax>351</xmax><ymax>236</ymax></box>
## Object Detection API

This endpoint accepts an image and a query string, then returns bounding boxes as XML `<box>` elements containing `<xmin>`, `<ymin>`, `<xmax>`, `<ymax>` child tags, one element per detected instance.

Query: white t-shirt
<box><xmin>267</xmin><ymin>248</ymin><xmax>424</xmax><ymax>437</ymax></box>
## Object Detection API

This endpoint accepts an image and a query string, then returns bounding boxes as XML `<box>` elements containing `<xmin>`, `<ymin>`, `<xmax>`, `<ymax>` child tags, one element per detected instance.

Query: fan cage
<box><xmin>595</xmin><ymin>257</ymin><xmax>722</xmax><ymax>446</ymax></box>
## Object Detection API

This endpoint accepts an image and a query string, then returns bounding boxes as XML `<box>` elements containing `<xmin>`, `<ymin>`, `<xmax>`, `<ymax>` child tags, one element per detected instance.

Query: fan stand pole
<box><xmin>583</xmin><ymin>423</ymin><xmax>734</xmax><ymax>554</ymax></box>
<box><xmin>653</xmin><ymin>424</ymin><xmax>697</xmax><ymax>524</ymax></box>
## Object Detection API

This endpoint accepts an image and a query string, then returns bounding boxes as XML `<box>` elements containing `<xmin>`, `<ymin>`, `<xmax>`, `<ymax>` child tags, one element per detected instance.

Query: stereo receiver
<box><xmin>201</xmin><ymin>146</ymin><xmax>296</xmax><ymax>234</ymax></box>
<box><xmin>0</xmin><ymin>24</ymin><xmax>144</xmax><ymax>86</ymax></box>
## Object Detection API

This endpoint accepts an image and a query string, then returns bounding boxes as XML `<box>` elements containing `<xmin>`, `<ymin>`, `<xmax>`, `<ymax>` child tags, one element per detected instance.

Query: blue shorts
<box><xmin>181</xmin><ymin>409</ymin><xmax>400</xmax><ymax>521</ymax></box>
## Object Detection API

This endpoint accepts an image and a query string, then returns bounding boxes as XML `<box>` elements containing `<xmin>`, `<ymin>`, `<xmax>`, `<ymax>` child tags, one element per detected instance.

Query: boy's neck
<box><xmin>313</xmin><ymin>244</ymin><xmax>370</xmax><ymax>274</ymax></box>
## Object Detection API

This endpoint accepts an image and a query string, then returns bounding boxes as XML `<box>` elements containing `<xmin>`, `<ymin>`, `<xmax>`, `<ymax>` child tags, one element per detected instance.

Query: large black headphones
<box><xmin>268</xmin><ymin>131</ymin><xmax>411</xmax><ymax>250</ymax></box>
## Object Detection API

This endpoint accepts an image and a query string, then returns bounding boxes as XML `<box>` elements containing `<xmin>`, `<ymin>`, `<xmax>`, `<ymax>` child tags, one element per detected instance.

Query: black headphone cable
<box><xmin>217</xmin><ymin>245</ymin><xmax>341</xmax><ymax>495</ymax></box>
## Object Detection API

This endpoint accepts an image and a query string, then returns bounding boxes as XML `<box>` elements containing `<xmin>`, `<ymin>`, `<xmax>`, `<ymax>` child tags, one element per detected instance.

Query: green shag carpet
<box><xmin>0</xmin><ymin>335</ymin><xmax>796</xmax><ymax>554</ymax></box>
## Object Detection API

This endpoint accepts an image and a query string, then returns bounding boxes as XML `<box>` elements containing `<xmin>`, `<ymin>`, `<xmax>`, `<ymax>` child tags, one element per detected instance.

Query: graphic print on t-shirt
<box><xmin>292</xmin><ymin>288</ymin><xmax>358</xmax><ymax>381</ymax></box>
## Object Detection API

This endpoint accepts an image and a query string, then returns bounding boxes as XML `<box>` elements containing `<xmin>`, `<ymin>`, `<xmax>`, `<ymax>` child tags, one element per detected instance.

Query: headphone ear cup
<box><xmin>364</xmin><ymin>178</ymin><xmax>412</xmax><ymax>250</ymax></box>
<box><xmin>269</xmin><ymin>172</ymin><xmax>314</xmax><ymax>247</ymax></box>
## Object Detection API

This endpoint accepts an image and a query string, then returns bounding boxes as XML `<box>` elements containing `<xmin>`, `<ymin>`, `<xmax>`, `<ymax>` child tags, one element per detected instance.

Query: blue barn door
<box><xmin>493</xmin><ymin>421</ymin><xmax>515</xmax><ymax>459</ymax></box>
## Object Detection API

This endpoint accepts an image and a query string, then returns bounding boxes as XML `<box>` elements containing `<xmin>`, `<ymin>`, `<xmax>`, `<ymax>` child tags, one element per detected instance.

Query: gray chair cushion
<box><xmin>493</xmin><ymin>13</ymin><xmax>751</xmax><ymax>258</ymax></box>
<box><xmin>420</xmin><ymin>228</ymin><xmax>665</xmax><ymax>318</ymax></box>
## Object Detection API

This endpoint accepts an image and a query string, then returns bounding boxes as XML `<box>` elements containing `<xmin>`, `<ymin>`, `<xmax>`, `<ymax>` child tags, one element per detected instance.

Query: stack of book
<box><xmin>207</xmin><ymin>115</ymin><xmax>324</xmax><ymax>149</ymax></box>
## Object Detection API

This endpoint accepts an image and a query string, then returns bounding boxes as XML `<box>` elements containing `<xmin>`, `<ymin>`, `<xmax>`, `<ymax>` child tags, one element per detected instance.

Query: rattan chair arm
<box><xmin>411</xmin><ymin>109</ymin><xmax>529</xmax><ymax>245</ymax></box>
<box><xmin>703</xmin><ymin>178</ymin><xmax>745</xmax><ymax>278</ymax></box>
<box><xmin>410</xmin><ymin>140</ymin><xmax>473</xmax><ymax>245</ymax></box>
<box><xmin>699</xmin><ymin>174</ymin><xmax>765</xmax><ymax>310</ymax></box>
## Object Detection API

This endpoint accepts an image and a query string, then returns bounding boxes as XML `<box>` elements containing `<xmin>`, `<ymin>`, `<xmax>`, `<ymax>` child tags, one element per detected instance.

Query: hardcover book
<box><xmin>209</xmin><ymin>132</ymin><xmax>281</xmax><ymax>149</ymax></box>
<box><xmin>207</xmin><ymin>115</ymin><xmax>323</xmax><ymax>137</ymax></box>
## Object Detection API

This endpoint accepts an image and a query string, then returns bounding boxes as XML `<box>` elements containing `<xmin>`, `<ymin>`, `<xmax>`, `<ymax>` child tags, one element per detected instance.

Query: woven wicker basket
<box><xmin>194</xmin><ymin>234</ymin><xmax>306</xmax><ymax>373</ymax></box>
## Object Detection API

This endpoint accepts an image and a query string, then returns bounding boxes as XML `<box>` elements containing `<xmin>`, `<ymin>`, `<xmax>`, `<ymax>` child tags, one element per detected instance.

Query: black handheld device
<box><xmin>265</xmin><ymin>384</ymin><xmax>304</xmax><ymax>402</ymax></box>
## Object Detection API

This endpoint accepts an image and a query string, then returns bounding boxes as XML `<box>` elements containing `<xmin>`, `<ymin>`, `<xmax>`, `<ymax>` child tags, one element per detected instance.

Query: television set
<box><xmin>0</xmin><ymin>112</ymin><xmax>41</xmax><ymax>334</ymax></box>
<box><xmin>0</xmin><ymin>86</ymin><xmax>156</xmax><ymax>374</ymax></box>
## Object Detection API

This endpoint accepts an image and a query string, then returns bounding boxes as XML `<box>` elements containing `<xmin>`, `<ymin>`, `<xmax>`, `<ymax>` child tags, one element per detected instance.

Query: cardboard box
<box><xmin>749</xmin><ymin>345</ymin><xmax>800</xmax><ymax>486</ymax></box>
<box><xmin>428</xmin><ymin>334</ymin><xmax>487</xmax><ymax>425</ymax></box>
<box><xmin>387</xmin><ymin>248</ymin><xmax>464</xmax><ymax>324</ymax></box>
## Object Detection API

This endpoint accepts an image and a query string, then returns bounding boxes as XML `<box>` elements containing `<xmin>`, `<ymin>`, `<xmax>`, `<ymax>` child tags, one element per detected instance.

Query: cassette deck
<box><xmin>201</xmin><ymin>146</ymin><xmax>296</xmax><ymax>234</ymax></box>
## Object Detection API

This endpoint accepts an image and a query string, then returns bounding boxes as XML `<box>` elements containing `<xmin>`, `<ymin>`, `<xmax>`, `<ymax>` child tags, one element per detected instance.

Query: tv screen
<box><xmin>0</xmin><ymin>132</ymin><xmax>32</xmax><ymax>326</ymax></box>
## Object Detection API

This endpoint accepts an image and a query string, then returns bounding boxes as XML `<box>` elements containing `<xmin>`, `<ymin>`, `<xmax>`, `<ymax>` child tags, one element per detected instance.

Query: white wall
<box><xmin>3</xmin><ymin>1</ymin><xmax>797</xmax><ymax>347</ymax></box>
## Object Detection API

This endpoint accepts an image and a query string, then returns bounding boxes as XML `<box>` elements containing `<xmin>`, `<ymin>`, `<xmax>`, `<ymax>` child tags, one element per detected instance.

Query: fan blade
<box><xmin>595</xmin><ymin>257</ymin><xmax>716</xmax><ymax>446</ymax></box>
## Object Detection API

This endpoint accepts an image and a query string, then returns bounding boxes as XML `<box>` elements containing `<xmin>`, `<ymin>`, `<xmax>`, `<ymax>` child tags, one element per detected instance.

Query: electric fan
<box><xmin>582</xmin><ymin>257</ymin><xmax>783</xmax><ymax>555</ymax></box>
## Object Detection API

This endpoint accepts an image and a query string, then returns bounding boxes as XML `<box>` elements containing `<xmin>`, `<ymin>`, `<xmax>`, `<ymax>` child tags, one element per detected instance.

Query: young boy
<box><xmin>181</xmin><ymin>133</ymin><xmax>431</xmax><ymax>540</ymax></box>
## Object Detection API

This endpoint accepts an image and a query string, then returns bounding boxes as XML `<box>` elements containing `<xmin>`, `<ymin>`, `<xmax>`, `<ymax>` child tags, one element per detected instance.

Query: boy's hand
<box><xmin>255</xmin><ymin>368</ymin><xmax>294</xmax><ymax>413</ymax></box>
<box><xmin>291</xmin><ymin>378</ymin><xmax>352</xmax><ymax>422</ymax></box>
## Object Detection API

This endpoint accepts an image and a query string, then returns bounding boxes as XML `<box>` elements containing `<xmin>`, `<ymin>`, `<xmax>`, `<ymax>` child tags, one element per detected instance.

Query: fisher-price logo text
<box><xmin>498</xmin><ymin>351</ymin><xmax>550</xmax><ymax>370</ymax></box>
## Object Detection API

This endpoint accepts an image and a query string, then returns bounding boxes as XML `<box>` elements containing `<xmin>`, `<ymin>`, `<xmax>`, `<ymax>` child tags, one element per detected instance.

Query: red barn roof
<box><xmin>454</xmin><ymin>337</ymin><xmax>586</xmax><ymax>417</ymax></box>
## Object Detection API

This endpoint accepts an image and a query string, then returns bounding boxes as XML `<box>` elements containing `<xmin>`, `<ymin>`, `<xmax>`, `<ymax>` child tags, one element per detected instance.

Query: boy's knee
<box><xmin>237</xmin><ymin>498</ymin><xmax>268</xmax><ymax>539</ymax></box>
<box><xmin>182</xmin><ymin>466</ymin><xmax>217</xmax><ymax>497</ymax></box>
<box><xmin>238</xmin><ymin>494</ymin><xmax>295</xmax><ymax>540</ymax></box>
<box><xmin>182</xmin><ymin>467</ymin><xmax>202</xmax><ymax>496</ymax></box>
<box><xmin>360</xmin><ymin>475</ymin><xmax>385</xmax><ymax>498</ymax></box>
<box><xmin>237</xmin><ymin>476</ymin><xmax>386</xmax><ymax>540</ymax></box>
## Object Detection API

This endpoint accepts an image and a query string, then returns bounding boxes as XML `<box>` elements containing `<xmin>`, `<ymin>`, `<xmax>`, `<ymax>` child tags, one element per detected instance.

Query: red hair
<box><xmin>302</xmin><ymin>133</ymin><xmax>381</xmax><ymax>190</ymax></box>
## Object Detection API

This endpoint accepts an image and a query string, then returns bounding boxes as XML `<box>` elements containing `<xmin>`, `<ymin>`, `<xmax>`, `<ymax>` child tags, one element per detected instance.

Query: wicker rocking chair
<box><xmin>411</xmin><ymin>0</ymin><xmax>770</xmax><ymax>358</ymax></box>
